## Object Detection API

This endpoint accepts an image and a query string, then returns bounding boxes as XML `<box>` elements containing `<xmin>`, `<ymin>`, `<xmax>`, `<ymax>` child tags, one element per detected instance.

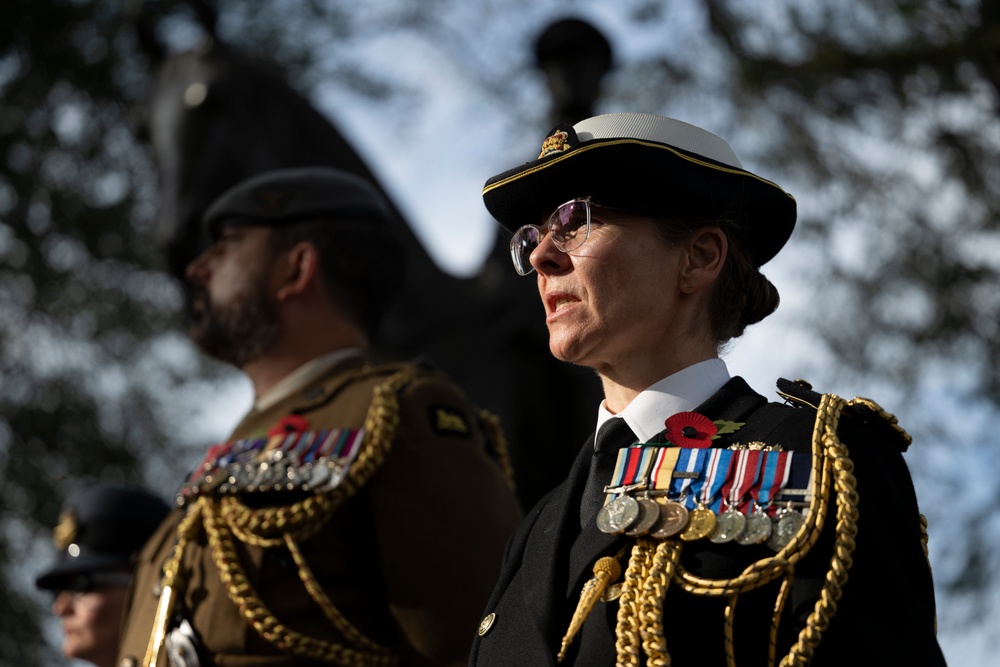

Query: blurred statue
<box><xmin>534</xmin><ymin>17</ymin><xmax>614</xmax><ymax>127</ymax></box>
<box><xmin>128</xmin><ymin>4</ymin><xmax>607</xmax><ymax>510</ymax></box>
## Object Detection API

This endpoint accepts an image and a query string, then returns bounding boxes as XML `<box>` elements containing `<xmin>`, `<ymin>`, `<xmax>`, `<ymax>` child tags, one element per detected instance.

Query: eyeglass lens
<box><xmin>509</xmin><ymin>198</ymin><xmax>591</xmax><ymax>276</ymax></box>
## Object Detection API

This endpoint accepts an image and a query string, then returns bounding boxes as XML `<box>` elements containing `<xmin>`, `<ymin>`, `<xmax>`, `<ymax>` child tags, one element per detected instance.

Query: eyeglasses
<box><xmin>509</xmin><ymin>197</ymin><xmax>594</xmax><ymax>276</ymax></box>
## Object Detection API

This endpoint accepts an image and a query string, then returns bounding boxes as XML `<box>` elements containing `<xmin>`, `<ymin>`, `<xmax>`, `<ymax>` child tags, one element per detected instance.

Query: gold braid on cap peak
<box><xmin>564</xmin><ymin>392</ymin><xmax>928</xmax><ymax>667</ymax></box>
<box><xmin>148</xmin><ymin>369</ymin><xmax>416</xmax><ymax>667</ymax></box>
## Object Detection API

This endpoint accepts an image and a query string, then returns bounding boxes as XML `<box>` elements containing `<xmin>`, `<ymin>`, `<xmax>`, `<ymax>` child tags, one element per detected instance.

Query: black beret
<box><xmin>202</xmin><ymin>167</ymin><xmax>394</xmax><ymax>241</ymax></box>
<box><xmin>482</xmin><ymin>112</ymin><xmax>796</xmax><ymax>267</ymax></box>
<box><xmin>35</xmin><ymin>483</ymin><xmax>171</xmax><ymax>591</ymax></box>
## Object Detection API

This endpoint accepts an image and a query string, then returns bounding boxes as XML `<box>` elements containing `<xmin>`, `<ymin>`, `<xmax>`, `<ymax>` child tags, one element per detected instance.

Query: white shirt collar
<box><xmin>594</xmin><ymin>358</ymin><xmax>731</xmax><ymax>446</ymax></box>
<box><xmin>254</xmin><ymin>348</ymin><xmax>364</xmax><ymax>412</ymax></box>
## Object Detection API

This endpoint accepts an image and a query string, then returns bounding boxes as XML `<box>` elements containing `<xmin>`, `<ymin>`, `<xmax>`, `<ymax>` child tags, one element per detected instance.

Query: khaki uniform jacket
<box><xmin>118</xmin><ymin>356</ymin><xmax>523</xmax><ymax>667</ymax></box>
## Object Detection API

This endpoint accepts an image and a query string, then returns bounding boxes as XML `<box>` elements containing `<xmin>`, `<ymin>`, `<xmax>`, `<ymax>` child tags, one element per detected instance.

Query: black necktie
<box><xmin>580</xmin><ymin>418</ymin><xmax>637</xmax><ymax>528</ymax></box>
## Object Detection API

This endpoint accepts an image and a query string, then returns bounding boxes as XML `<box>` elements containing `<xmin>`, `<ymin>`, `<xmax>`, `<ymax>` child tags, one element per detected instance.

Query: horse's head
<box><xmin>137</xmin><ymin>38</ymin><xmax>416</xmax><ymax>279</ymax></box>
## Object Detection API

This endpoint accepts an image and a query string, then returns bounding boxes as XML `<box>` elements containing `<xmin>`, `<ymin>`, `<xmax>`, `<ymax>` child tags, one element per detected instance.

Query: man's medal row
<box><xmin>595</xmin><ymin>445</ymin><xmax>813</xmax><ymax>551</ymax></box>
<box><xmin>175</xmin><ymin>428</ymin><xmax>366</xmax><ymax>506</ymax></box>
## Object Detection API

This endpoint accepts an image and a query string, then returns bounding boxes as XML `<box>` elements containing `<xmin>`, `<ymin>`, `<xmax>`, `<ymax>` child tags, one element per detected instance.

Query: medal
<box><xmin>737</xmin><ymin>509</ymin><xmax>773</xmax><ymax>545</ymax></box>
<box><xmin>709</xmin><ymin>508</ymin><xmax>746</xmax><ymax>543</ymax></box>
<box><xmin>710</xmin><ymin>450</ymin><xmax>762</xmax><ymax>544</ymax></box>
<box><xmin>625</xmin><ymin>496</ymin><xmax>661</xmax><ymax>536</ymax></box>
<box><xmin>596</xmin><ymin>446</ymin><xmax>656</xmax><ymax>534</ymax></box>
<box><xmin>767</xmin><ymin>452</ymin><xmax>814</xmax><ymax>550</ymax></box>
<box><xmin>597</xmin><ymin>495</ymin><xmax>640</xmax><ymax>534</ymax></box>
<box><xmin>650</xmin><ymin>499</ymin><xmax>689</xmax><ymax>539</ymax></box>
<box><xmin>767</xmin><ymin>506</ymin><xmax>806</xmax><ymax>551</ymax></box>
<box><xmin>648</xmin><ymin>447</ymin><xmax>695</xmax><ymax>539</ymax></box>
<box><xmin>679</xmin><ymin>505</ymin><xmax>716</xmax><ymax>541</ymax></box>
<box><xmin>736</xmin><ymin>450</ymin><xmax>788</xmax><ymax>544</ymax></box>
<box><xmin>678</xmin><ymin>448</ymin><xmax>730</xmax><ymax>541</ymax></box>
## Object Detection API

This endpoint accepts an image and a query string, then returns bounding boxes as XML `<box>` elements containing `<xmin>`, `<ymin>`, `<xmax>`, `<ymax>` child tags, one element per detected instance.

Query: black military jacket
<box><xmin>469</xmin><ymin>377</ymin><xmax>946</xmax><ymax>666</ymax></box>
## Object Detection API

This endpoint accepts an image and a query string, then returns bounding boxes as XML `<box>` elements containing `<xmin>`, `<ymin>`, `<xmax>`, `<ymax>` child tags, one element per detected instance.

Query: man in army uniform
<box><xmin>36</xmin><ymin>483</ymin><xmax>171</xmax><ymax>667</ymax></box>
<box><xmin>116</xmin><ymin>167</ymin><xmax>523</xmax><ymax>667</ymax></box>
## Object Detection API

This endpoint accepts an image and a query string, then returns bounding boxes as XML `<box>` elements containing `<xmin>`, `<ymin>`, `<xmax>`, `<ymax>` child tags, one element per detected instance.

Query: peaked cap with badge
<box><xmin>483</xmin><ymin>111</ymin><xmax>797</xmax><ymax>266</ymax></box>
<box><xmin>36</xmin><ymin>483</ymin><xmax>171</xmax><ymax>591</ymax></box>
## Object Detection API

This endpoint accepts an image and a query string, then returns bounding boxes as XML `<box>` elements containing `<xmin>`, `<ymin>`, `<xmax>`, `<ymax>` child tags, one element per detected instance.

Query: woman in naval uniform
<box><xmin>468</xmin><ymin>112</ymin><xmax>945</xmax><ymax>667</ymax></box>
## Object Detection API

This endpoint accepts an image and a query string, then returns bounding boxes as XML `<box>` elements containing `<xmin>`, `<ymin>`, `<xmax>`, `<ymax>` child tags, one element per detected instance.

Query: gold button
<box><xmin>120</xmin><ymin>657</ymin><xmax>138</xmax><ymax>667</ymax></box>
<box><xmin>478</xmin><ymin>612</ymin><xmax>496</xmax><ymax>637</ymax></box>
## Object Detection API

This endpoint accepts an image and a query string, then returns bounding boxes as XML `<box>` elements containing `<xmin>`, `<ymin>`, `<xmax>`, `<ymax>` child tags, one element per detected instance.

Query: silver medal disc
<box><xmin>767</xmin><ymin>509</ymin><xmax>806</xmax><ymax>551</ymax></box>
<box><xmin>736</xmin><ymin>510</ymin><xmax>773</xmax><ymax>545</ymax></box>
<box><xmin>596</xmin><ymin>495</ymin><xmax>640</xmax><ymax>535</ymax></box>
<box><xmin>709</xmin><ymin>508</ymin><xmax>747</xmax><ymax>544</ymax></box>
<box><xmin>625</xmin><ymin>498</ymin><xmax>661</xmax><ymax>537</ymax></box>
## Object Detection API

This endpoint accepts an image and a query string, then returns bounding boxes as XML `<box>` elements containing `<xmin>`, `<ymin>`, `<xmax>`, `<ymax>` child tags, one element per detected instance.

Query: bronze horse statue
<box><xmin>133</xmin><ymin>15</ymin><xmax>606</xmax><ymax>510</ymax></box>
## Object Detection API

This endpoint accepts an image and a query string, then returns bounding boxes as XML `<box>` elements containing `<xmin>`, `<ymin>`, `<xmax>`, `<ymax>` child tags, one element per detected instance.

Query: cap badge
<box><xmin>53</xmin><ymin>509</ymin><xmax>77</xmax><ymax>550</ymax></box>
<box><xmin>538</xmin><ymin>130</ymin><xmax>571</xmax><ymax>159</ymax></box>
<box><xmin>431</xmin><ymin>406</ymin><xmax>470</xmax><ymax>436</ymax></box>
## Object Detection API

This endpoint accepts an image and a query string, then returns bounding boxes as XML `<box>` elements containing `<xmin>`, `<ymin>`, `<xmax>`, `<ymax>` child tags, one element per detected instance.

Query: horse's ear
<box><xmin>125</xmin><ymin>0</ymin><xmax>220</xmax><ymax>63</ymax></box>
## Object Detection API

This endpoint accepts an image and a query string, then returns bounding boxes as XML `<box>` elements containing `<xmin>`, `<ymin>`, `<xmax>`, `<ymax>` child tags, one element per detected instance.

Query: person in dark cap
<box><xmin>36</xmin><ymin>483</ymin><xmax>170</xmax><ymax>667</ymax></box>
<box><xmin>468</xmin><ymin>112</ymin><xmax>945</xmax><ymax>666</ymax></box>
<box><xmin>116</xmin><ymin>166</ymin><xmax>522</xmax><ymax>667</ymax></box>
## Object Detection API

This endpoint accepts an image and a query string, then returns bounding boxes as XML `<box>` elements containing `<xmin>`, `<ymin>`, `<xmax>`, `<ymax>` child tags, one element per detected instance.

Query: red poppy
<box><xmin>663</xmin><ymin>412</ymin><xmax>718</xmax><ymax>448</ymax></box>
<box><xmin>267</xmin><ymin>414</ymin><xmax>311</xmax><ymax>437</ymax></box>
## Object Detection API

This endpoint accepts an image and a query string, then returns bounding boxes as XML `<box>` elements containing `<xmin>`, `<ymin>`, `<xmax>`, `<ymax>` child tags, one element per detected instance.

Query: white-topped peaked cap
<box><xmin>574</xmin><ymin>113</ymin><xmax>743</xmax><ymax>168</ymax></box>
<box><xmin>483</xmin><ymin>112</ymin><xmax>795</xmax><ymax>267</ymax></box>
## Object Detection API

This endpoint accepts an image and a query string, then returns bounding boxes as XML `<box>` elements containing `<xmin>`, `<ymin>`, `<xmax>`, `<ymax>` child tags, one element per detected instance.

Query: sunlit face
<box><xmin>528</xmin><ymin>206</ymin><xmax>685</xmax><ymax>375</ymax></box>
<box><xmin>184</xmin><ymin>226</ymin><xmax>280</xmax><ymax>367</ymax></box>
<box><xmin>52</xmin><ymin>586</ymin><xmax>129</xmax><ymax>667</ymax></box>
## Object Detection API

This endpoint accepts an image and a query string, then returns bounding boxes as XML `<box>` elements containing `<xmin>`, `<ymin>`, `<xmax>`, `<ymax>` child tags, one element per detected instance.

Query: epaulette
<box><xmin>776</xmin><ymin>377</ymin><xmax>911</xmax><ymax>453</ymax></box>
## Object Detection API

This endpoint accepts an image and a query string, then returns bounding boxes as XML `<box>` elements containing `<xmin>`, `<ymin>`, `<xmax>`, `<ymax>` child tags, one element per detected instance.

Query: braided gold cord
<box><xmin>478</xmin><ymin>409</ymin><xmax>517</xmax><ymax>491</ymax></box>
<box><xmin>768</xmin><ymin>571</ymin><xmax>795</xmax><ymax>667</ymax></box>
<box><xmin>615</xmin><ymin>540</ymin><xmax>653</xmax><ymax>667</ymax></box>
<box><xmin>673</xmin><ymin>397</ymin><xmax>836</xmax><ymax>599</ymax></box>
<box><xmin>144</xmin><ymin>500</ymin><xmax>207</xmax><ymax>666</ymax></box>
<box><xmin>638</xmin><ymin>540</ymin><xmax>681</xmax><ymax>666</ymax></box>
<box><xmin>848</xmin><ymin>396</ymin><xmax>913</xmax><ymax>447</ymax></box>
<box><xmin>723</xmin><ymin>594</ymin><xmax>738</xmax><ymax>667</ymax></box>
<box><xmin>203</xmin><ymin>498</ymin><xmax>397</xmax><ymax>666</ymax></box>
<box><xmin>283</xmin><ymin>533</ymin><xmax>390</xmax><ymax>655</ymax></box>
<box><xmin>779</xmin><ymin>394</ymin><xmax>859</xmax><ymax>667</ymax></box>
<box><xmin>222</xmin><ymin>493</ymin><xmax>336</xmax><ymax>547</ymax></box>
<box><xmin>165</xmin><ymin>370</ymin><xmax>415</xmax><ymax>666</ymax></box>
<box><xmin>917</xmin><ymin>513</ymin><xmax>938</xmax><ymax>634</ymax></box>
<box><xmin>163</xmin><ymin>499</ymin><xmax>206</xmax><ymax>587</ymax></box>
<box><xmin>601</xmin><ymin>390</ymin><xmax>872</xmax><ymax>666</ymax></box>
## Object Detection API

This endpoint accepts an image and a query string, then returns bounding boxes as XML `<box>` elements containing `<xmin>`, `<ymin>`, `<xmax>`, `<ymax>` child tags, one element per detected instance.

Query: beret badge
<box><xmin>538</xmin><ymin>129</ymin><xmax>572</xmax><ymax>159</ymax></box>
<box><xmin>53</xmin><ymin>509</ymin><xmax>77</xmax><ymax>550</ymax></box>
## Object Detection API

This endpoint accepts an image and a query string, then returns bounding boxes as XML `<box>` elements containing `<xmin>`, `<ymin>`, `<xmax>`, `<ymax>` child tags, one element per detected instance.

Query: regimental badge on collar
<box><xmin>538</xmin><ymin>130</ymin><xmax>571</xmax><ymax>158</ymax></box>
<box><xmin>430</xmin><ymin>406</ymin><xmax>470</xmax><ymax>436</ymax></box>
<box><xmin>53</xmin><ymin>509</ymin><xmax>77</xmax><ymax>550</ymax></box>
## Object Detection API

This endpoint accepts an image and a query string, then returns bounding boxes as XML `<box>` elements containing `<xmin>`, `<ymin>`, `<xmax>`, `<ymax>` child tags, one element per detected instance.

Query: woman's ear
<box><xmin>679</xmin><ymin>226</ymin><xmax>727</xmax><ymax>293</ymax></box>
<box><xmin>275</xmin><ymin>241</ymin><xmax>319</xmax><ymax>302</ymax></box>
